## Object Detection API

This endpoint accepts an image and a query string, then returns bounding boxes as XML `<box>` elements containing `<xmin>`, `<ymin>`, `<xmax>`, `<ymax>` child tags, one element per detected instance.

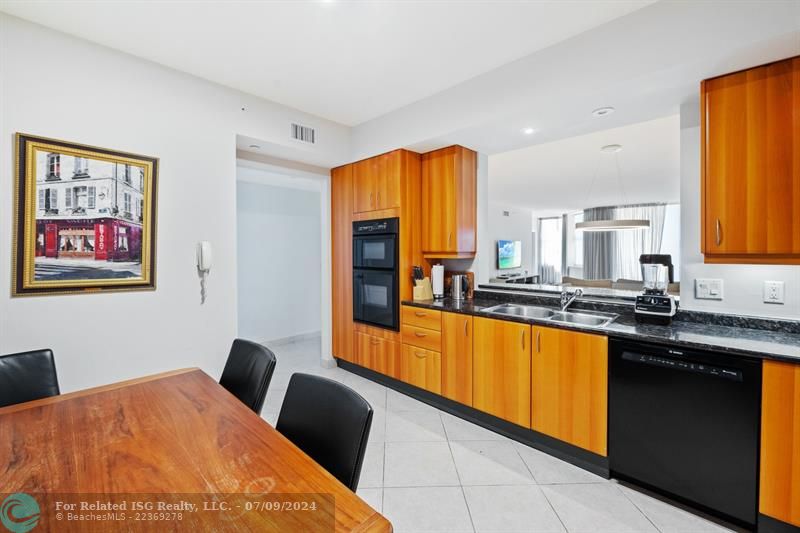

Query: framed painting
<box><xmin>13</xmin><ymin>133</ymin><xmax>158</xmax><ymax>296</ymax></box>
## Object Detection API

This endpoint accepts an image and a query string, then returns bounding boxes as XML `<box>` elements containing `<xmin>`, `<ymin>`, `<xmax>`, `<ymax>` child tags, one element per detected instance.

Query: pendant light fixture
<box><xmin>576</xmin><ymin>144</ymin><xmax>650</xmax><ymax>232</ymax></box>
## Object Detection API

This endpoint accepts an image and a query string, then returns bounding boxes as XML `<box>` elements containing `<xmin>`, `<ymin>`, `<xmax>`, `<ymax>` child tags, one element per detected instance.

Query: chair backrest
<box><xmin>219</xmin><ymin>339</ymin><xmax>277</xmax><ymax>414</ymax></box>
<box><xmin>276</xmin><ymin>373</ymin><xmax>373</xmax><ymax>491</ymax></box>
<box><xmin>0</xmin><ymin>349</ymin><xmax>60</xmax><ymax>408</ymax></box>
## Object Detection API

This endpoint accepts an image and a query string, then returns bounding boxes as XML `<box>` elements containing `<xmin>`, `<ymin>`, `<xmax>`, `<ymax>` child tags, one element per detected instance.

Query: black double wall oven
<box><xmin>353</xmin><ymin>218</ymin><xmax>399</xmax><ymax>330</ymax></box>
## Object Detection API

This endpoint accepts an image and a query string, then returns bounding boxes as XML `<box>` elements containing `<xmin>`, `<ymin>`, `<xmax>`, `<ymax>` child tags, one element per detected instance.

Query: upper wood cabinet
<box><xmin>421</xmin><ymin>145</ymin><xmax>477</xmax><ymax>258</ymax></box>
<box><xmin>473</xmin><ymin>317</ymin><xmax>531</xmax><ymax>427</ymax></box>
<box><xmin>531</xmin><ymin>326</ymin><xmax>608</xmax><ymax>456</ymax></box>
<box><xmin>442</xmin><ymin>312</ymin><xmax>473</xmax><ymax>406</ymax></box>
<box><xmin>701</xmin><ymin>56</ymin><xmax>800</xmax><ymax>264</ymax></box>
<box><xmin>760</xmin><ymin>360</ymin><xmax>800</xmax><ymax>527</ymax></box>
<box><xmin>353</xmin><ymin>150</ymin><xmax>402</xmax><ymax>213</ymax></box>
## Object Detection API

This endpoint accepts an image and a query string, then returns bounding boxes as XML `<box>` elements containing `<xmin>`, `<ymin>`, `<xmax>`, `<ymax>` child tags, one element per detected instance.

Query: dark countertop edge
<box><xmin>401</xmin><ymin>299</ymin><xmax>800</xmax><ymax>364</ymax></box>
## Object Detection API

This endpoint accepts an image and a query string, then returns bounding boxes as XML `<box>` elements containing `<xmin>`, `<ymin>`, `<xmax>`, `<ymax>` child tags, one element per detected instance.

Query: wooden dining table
<box><xmin>0</xmin><ymin>368</ymin><xmax>391</xmax><ymax>532</ymax></box>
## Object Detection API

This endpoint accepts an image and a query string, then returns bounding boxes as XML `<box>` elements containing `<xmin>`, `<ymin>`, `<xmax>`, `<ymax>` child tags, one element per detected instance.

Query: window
<box><xmin>538</xmin><ymin>217</ymin><xmax>563</xmax><ymax>283</ymax></box>
<box><xmin>123</xmin><ymin>165</ymin><xmax>131</xmax><ymax>185</ymax></box>
<box><xmin>573</xmin><ymin>212</ymin><xmax>584</xmax><ymax>268</ymax></box>
<box><xmin>50</xmin><ymin>188</ymin><xmax>58</xmax><ymax>209</ymax></box>
<box><xmin>65</xmin><ymin>187</ymin><xmax>72</xmax><ymax>208</ymax></box>
<box><xmin>123</xmin><ymin>192</ymin><xmax>131</xmax><ymax>215</ymax></box>
<box><xmin>38</xmin><ymin>189</ymin><xmax>45</xmax><ymax>210</ymax></box>
<box><xmin>73</xmin><ymin>157</ymin><xmax>89</xmax><ymax>177</ymax></box>
<box><xmin>136</xmin><ymin>199</ymin><xmax>143</xmax><ymax>220</ymax></box>
<box><xmin>138</xmin><ymin>168</ymin><xmax>144</xmax><ymax>191</ymax></box>
<box><xmin>88</xmin><ymin>186</ymin><xmax>96</xmax><ymax>209</ymax></box>
<box><xmin>47</xmin><ymin>153</ymin><xmax>61</xmax><ymax>180</ymax></box>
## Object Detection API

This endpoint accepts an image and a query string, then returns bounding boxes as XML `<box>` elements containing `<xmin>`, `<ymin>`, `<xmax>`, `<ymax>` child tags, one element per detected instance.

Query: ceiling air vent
<box><xmin>291</xmin><ymin>123</ymin><xmax>316</xmax><ymax>145</ymax></box>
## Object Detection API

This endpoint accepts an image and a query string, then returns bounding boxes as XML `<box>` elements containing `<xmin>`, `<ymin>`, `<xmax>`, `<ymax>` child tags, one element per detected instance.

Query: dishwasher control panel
<box><xmin>622</xmin><ymin>352</ymin><xmax>742</xmax><ymax>381</ymax></box>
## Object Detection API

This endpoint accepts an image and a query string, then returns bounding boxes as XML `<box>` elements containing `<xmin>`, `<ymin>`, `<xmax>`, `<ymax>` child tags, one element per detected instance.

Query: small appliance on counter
<box><xmin>431</xmin><ymin>264</ymin><xmax>445</xmax><ymax>300</ymax></box>
<box><xmin>450</xmin><ymin>274</ymin><xmax>470</xmax><ymax>301</ymax></box>
<box><xmin>635</xmin><ymin>263</ymin><xmax>677</xmax><ymax>325</ymax></box>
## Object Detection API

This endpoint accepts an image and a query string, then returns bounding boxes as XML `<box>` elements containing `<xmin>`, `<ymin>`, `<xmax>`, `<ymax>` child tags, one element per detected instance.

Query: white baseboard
<box><xmin>264</xmin><ymin>331</ymin><xmax>321</xmax><ymax>347</ymax></box>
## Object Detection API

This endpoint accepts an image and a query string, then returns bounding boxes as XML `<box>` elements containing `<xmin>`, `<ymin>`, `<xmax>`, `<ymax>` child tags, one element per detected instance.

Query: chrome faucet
<box><xmin>560</xmin><ymin>288</ymin><xmax>583</xmax><ymax>311</ymax></box>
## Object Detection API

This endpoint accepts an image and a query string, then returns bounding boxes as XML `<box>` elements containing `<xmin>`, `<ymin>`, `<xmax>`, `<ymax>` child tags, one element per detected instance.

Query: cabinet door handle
<box><xmin>370</xmin><ymin>192</ymin><xmax>374</xmax><ymax>207</ymax></box>
<box><xmin>414</xmin><ymin>351</ymin><xmax>427</xmax><ymax>358</ymax></box>
<box><xmin>536</xmin><ymin>330</ymin><xmax>541</xmax><ymax>353</ymax></box>
<box><xmin>414</xmin><ymin>311</ymin><xmax>427</xmax><ymax>317</ymax></box>
<box><xmin>414</xmin><ymin>332</ymin><xmax>427</xmax><ymax>337</ymax></box>
<box><xmin>377</xmin><ymin>192</ymin><xmax>381</xmax><ymax>206</ymax></box>
<box><xmin>464</xmin><ymin>319</ymin><xmax>468</xmax><ymax>336</ymax></box>
<box><xmin>448</xmin><ymin>232</ymin><xmax>452</xmax><ymax>248</ymax></box>
<box><xmin>715</xmin><ymin>218</ymin><xmax>722</xmax><ymax>246</ymax></box>
<box><xmin>521</xmin><ymin>330</ymin><xmax>525</xmax><ymax>350</ymax></box>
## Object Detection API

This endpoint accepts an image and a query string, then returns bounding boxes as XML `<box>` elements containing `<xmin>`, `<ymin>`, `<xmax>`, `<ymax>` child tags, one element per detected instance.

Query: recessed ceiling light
<box><xmin>248</xmin><ymin>144</ymin><xmax>261</xmax><ymax>150</ymax></box>
<box><xmin>600</xmin><ymin>144</ymin><xmax>623</xmax><ymax>153</ymax></box>
<box><xmin>592</xmin><ymin>107</ymin><xmax>615</xmax><ymax>117</ymax></box>
<box><xmin>522</xmin><ymin>127</ymin><xmax>536</xmax><ymax>135</ymax></box>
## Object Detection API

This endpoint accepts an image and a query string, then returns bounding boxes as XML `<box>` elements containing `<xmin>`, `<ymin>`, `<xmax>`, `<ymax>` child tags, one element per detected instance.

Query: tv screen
<box><xmin>497</xmin><ymin>240</ymin><xmax>522</xmax><ymax>269</ymax></box>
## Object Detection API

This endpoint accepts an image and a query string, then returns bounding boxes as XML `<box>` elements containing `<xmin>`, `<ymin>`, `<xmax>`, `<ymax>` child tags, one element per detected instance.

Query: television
<box><xmin>497</xmin><ymin>240</ymin><xmax>522</xmax><ymax>269</ymax></box>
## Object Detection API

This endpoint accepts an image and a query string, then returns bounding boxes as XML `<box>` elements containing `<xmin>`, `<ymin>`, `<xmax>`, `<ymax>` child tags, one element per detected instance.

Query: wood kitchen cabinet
<box><xmin>531</xmin><ymin>326</ymin><xmax>608</xmax><ymax>456</ymax></box>
<box><xmin>473</xmin><ymin>317</ymin><xmax>531</xmax><ymax>427</ymax></box>
<box><xmin>353</xmin><ymin>150</ymin><xmax>402</xmax><ymax>213</ymax></box>
<box><xmin>331</xmin><ymin>164</ymin><xmax>355</xmax><ymax>362</ymax></box>
<box><xmin>356</xmin><ymin>332</ymin><xmax>401</xmax><ymax>379</ymax></box>
<box><xmin>400</xmin><ymin>344</ymin><xmax>442</xmax><ymax>394</ymax></box>
<box><xmin>442</xmin><ymin>312</ymin><xmax>473</xmax><ymax>406</ymax></box>
<box><xmin>701</xmin><ymin>56</ymin><xmax>800</xmax><ymax>264</ymax></box>
<box><xmin>760</xmin><ymin>360</ymin><xmax>800</xmax><ymax>527</ymax></box>
<box><xmin>421</xmin><ymin>145</ymin><xmax>477</xmax><ymax>258</ymax></box>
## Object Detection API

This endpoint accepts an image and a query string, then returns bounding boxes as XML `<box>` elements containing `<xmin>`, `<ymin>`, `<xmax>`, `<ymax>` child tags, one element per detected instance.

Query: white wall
<box><xmin>0</xmin><ymin>14</ymin><xmax>350</xmax><ymax>392</ymax></box>
<box><xmin>236</xmin><ymin>170</ymin><xmax>321</xmax><ymax>343</ymax></box>
<box><xmin>487</xmin><ymin>204</ymin><xmax>534</xmax><ymax>277</ymax></box>
<box><xmin>679</xmin><ymin>104</ymin><xmax>800</xmax><ymax>319</ymax></box>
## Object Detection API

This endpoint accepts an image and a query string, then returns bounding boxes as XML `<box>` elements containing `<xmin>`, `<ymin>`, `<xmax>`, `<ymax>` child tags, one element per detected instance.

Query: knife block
<box><xmin>413</xmin><ymin>278</ymin><xmax>434</xmax><ymax>301</ymax></box>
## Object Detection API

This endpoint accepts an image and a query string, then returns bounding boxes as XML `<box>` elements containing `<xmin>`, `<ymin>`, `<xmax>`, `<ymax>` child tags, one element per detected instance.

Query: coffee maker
<box><xmin>635</xmin><ymin>255</ymin><xmax>677</xmax><ymax>325</ymax></box>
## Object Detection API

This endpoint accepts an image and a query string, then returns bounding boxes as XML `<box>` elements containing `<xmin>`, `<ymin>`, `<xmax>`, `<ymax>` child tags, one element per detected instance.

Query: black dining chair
<box><xmin>0</xmin><ymin>349</ymin><xmax>61</xmax><ymax>408</ymax></box>
<box><xmin>219</xmin><ymin>339</ymin><xmax>277</xmax><ymax>415</ymax></box>
<box><xmin>276</xmin><ymin>373</ymin><xmax>373</xmax><ymax>491</ymax></box>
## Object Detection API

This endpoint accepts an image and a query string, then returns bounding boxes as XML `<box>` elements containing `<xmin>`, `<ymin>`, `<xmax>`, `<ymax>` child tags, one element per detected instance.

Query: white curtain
<box><xmin>583</xmin><ymin>203</ymin><xmax>667</xmax><ymax>281</ymax></box>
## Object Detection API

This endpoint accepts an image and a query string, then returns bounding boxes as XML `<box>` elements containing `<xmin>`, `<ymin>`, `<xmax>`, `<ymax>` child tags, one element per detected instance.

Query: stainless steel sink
<box><xmin>482</xmin><ymin>304</ymin><xmax>556</xmax><ymax>319</ymax></box>
<box><xmin>548</xmin><ymin>311</ymin><xmax>616</xmax><ymax>328</ymax></box>
<box><xmin>482</xmin><ymin>303</ymin><xmax>616</xmax><ymax>328</ymax></box>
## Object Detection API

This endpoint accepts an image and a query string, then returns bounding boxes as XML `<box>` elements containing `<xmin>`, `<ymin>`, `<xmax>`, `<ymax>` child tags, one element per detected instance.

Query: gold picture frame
<box><xmin>13</xmin><ymin>133</ymin><xmax>158</xmax><ymax>296</ymax></box>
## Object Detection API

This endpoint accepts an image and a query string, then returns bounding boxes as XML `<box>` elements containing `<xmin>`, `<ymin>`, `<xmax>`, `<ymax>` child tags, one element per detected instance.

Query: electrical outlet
<box><xmin>763</xmin><ymin>281</ymin><xmax>785</xmax><ymax>304</ymax></box>
<box><xmin>695</xmin><ymin>278</ymin><xmax>724</xmax><ymax>300</ymax></box>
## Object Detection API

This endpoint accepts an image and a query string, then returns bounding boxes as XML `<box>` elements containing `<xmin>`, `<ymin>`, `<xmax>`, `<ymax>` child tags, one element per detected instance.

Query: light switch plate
<box><xmin>763</xmin><ymin>281</ymin><xmax>785</xmax><ymax>304</ymax></box>
<box><xmin>695</xmin><ymin>278</ymin><xmax>724</xmax><ymax>300</ymax></box>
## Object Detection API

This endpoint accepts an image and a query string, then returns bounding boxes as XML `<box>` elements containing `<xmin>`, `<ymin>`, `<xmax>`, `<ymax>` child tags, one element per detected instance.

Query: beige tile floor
<box><xmin>261</xmin><ymin>338</ymin><xmax>737</xmax><ymax>533</ymax></box>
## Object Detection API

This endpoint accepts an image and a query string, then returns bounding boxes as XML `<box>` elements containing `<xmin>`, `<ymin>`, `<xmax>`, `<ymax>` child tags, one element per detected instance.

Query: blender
<box><xmin>635</xmin><ymin>263</ymin><xmax>677</xmax><ymax>324</ymax></box>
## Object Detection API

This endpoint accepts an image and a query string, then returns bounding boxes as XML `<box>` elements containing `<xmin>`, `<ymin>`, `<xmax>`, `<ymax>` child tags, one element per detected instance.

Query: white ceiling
<box><xmin>489</xmin><ymin>115</ymin><xmax>680</xmax><ymax>217</ymax></box>
<box><xmin>0</xmin><ymin>0</ymin><xmax>653</xmax><ymax>126</ymax></box>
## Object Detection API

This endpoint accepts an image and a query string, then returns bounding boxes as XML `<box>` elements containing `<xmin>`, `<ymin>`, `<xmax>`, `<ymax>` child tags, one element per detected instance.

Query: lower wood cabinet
<box><xmin>473</xmin><ymin>317</ymin><xmax>531</xmax><ymax>427</ymax></box>
<box><xmin>356</xmin><ymin>332</ymin><xmax>400</xmax><ymax>379</ymax></box>
<box><xmin>531</xmin><ymin>326</ymin><xmax>608</xmax><ymax>456</ymax></box>
<box><xmin>400</xmin><ymin>344</ymin><xmax>441</xmax><ymax>394</ymax></box>
<box><xmin>760</xmin><ymin>360</ymin><xmax>800</xmax><ymax>527</ymax></box>
<box><xmin>442</xmin><ymin>313</ymin><xmax>473</xmax><ymax>406</ymax></box>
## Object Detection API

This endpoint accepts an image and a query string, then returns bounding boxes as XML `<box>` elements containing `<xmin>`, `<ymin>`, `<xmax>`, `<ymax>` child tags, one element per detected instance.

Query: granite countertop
<box><xmin>402</xmin><ymin>297</ymin><xmax>800</xmax><ymax>363</ymax></box>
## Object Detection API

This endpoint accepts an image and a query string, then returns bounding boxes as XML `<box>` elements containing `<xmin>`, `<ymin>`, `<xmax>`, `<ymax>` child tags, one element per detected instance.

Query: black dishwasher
<box><xmin>609</xmin><ymin>339</ymin><xmax>761</xmax><ymax>528</ymax></box>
